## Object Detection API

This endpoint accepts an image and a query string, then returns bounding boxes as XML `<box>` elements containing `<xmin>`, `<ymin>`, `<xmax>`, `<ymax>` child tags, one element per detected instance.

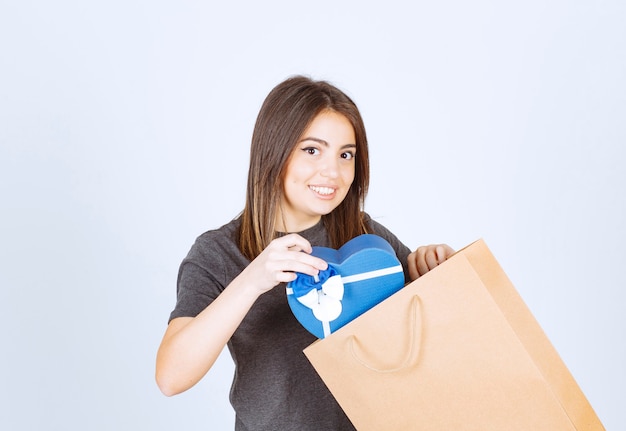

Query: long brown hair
<box><xmin>239</xmin><ymin>76</ymin><xmax>370</xmax><ymax>260</ymax></box>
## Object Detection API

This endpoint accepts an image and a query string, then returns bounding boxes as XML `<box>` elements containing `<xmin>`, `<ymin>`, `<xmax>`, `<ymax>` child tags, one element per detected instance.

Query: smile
<box><xmin>309</xmin><ymin>185</ymin><xmax>336</xmax><ymax>196</ymax></box>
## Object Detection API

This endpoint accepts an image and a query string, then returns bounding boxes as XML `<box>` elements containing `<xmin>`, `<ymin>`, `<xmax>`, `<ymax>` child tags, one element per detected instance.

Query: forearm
<box><xmin>155</xmin><ymin>274</ymin><xmax>260</xmax><ymax>396</ymax></box>
<box><xmin>156</xmin><ymin>233</ymin><xmax>327</xmax><ymax>396</ymax></box>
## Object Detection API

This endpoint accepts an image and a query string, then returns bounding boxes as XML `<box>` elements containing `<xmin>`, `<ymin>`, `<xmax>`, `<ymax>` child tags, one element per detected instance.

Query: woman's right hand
<box><xmin>156</xmin><ymin>233</ymin><xmax>327</xmax><ymax>396</ymax></box>
<box><xmin>238</xmin><ymin>233</ymin><xmax>329</xmax><ymax>295</ymax></box>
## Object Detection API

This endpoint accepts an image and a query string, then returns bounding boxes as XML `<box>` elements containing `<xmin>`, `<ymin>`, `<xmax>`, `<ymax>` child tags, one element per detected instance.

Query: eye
<box><xmin>302</xmin><ymin>147</ymin><xmax>320</xmax><ymax>156</ymax></box>
<box><xmin>341</xmin><ymin>151</ymin><xmax>355</xmax><ymax>160</ymax></box>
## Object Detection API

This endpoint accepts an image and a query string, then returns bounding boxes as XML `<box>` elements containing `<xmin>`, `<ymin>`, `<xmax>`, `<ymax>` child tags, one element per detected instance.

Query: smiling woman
<box><xmin>155</xmin><ymin>75</ymin><xmax>453</xmax><ymax>431</ymax></box>
<box><xmin>280</xmin><ymin>111</ymin><xmax>357</xmax><ymax>232</ymax></box>
<box><xmin>238</xmin><ymin>77</ymin><xmax>372</xmax><ymax>261</ymax></box>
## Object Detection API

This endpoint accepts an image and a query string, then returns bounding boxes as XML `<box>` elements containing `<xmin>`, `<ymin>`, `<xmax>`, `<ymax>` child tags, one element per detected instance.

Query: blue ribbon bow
<box><xmin>290</xmin><ymin>265</ymin><xmax>344</xmax><ymax>331</ymax></box>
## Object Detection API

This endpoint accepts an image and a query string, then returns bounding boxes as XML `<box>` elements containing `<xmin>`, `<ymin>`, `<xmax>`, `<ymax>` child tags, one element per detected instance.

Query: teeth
<box><xmin>310</xmin><ymin>186</ymin><xmax>334</xmax><ymax>195</ymax></box>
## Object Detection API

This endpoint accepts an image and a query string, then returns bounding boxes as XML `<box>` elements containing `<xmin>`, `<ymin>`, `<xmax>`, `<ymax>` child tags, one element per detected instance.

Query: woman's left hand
<box><xmin>407</xmin><ymin>244</ymin><xmax>455</xmax><ymax>281</ymax></box>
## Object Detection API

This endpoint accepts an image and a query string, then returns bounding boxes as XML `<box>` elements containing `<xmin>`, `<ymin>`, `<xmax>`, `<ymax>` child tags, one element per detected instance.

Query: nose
<box><xmin>320</xmin><ymin>156</ymin><xmax>339</xmax><ymax>178</ymax></box>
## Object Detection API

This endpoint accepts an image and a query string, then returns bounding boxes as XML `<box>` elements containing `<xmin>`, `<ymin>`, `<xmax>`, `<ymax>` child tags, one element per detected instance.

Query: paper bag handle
<box><xmin>348</xmin><ymin>295</ymin><xmax>422</xmax><ymax>373</ymax></box>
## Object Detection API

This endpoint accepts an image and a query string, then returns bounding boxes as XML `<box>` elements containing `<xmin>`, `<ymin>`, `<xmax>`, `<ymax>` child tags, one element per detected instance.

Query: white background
<box><xmin>1</xmin><ymin>1</ymin><xmax>624</xmax><ymax>429</ymax></box>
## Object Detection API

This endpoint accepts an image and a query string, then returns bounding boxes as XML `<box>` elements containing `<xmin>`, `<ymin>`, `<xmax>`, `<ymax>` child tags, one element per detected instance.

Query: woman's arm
<box><xmin>155</xmin><ymin>233</ymin><xmax>328</xmax><ymax>396</ymax></box>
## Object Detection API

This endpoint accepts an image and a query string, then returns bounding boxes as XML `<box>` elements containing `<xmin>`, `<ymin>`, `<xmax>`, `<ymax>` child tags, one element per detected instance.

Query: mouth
<box><xmin>309</xmin><ymin>185</ymin><xmax>336</xmax><ymax>197</ymax></box>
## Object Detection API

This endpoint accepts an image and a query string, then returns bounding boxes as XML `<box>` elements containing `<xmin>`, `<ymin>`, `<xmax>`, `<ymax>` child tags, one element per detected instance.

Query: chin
<box><xmin>315</xmin><ymin>205</ymin><xmax>340</xmax><ymax>216</ymax></box>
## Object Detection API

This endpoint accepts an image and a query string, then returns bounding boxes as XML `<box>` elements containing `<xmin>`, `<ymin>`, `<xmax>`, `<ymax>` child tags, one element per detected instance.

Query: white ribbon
<box><xmin>296</xmin><ymin>274</ymin><xmax>344</xmax><ymax>326</ymax></box>
<box><xmin>340</xmin><ymin>264</ymin><xmax>403</xmax><ymax>284</ymax></box>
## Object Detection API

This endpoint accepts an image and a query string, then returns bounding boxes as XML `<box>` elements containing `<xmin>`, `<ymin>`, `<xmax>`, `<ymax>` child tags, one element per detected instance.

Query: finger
<box><xmin>425</xmin><ymin>248</ymin><xmax>439</xmax><ymax>271</ymax></box>
<box><xmin>264</xmin><ymin>250</ymin><xmax>327</xmax><ymax>278</ymax></box>
<box><xmin>287</xmin><ymin>252</ymin><xmax>328</xmax><ymax>273</ymax></box>
<box><xmin>436</xmin><ymin>245</ymin><xmax>447</xmax><ymax>264</ymax></box>
<box><xmin>407</xmin><ymin>252</ymin><xmax>419</xmax><ymax>281</ymax></box>
<box><xmin>415</xmin><ymin>247</ymin><xmax>430</xmax><ymax>276</ymax></box>
<box><xmin>282</xmin><ymin>246</ymin><xmax>328</xmax><ymax>269</ymax></box>
<box><xmin>276</xmin><ymin>233</ymin><xmax>312</xmax><ymax>253</ymax></box>
<box><xmin>275</xmin><ymin>270</ymin><xmax>298</xmax><ymax>283</ymax></box>
<box><xmin>438</xmin><ymin>244</ymin><xmax>455</xmax><ymax>263</ymax></box>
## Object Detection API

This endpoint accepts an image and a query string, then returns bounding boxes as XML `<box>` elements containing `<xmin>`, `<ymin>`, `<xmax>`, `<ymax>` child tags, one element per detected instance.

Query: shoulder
<box><xmin>185</xmin><ymin>217</ymin><xmax>247</xmax><ymax>267</ymax></box>
<box><xmin>195</xmin><ymin>217</ymin><xmax>240</xmax><ymax>245</ymax></box>
<box><xmin>172</xmin><ymin>218</ymin><xmax>245</xmax><ymax>320</ymax></box>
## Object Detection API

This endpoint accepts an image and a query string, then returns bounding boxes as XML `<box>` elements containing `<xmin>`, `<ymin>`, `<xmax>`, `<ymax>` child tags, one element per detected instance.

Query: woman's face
<box><xmin>278</xmin><ymin>110</ymin><xmax>356</xmax><ymax>232</ymax></box>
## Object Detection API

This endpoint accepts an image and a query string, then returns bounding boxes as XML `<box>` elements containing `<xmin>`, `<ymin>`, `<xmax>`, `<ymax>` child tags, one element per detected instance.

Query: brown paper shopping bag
<box><xmin>304</xmin><ymin>239</ymin><xmax>604</xmax><ymax>431</ymax></box>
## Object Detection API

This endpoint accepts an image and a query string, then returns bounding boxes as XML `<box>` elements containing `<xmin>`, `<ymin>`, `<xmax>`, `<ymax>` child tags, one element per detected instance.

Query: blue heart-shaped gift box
<box><xmin>286</xmin><ymin>234</ymin><xmax>406</xmax><ymax>339</ymax></box>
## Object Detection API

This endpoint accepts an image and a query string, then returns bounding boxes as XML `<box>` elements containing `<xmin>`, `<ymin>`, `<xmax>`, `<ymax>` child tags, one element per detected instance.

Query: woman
<box><xmin>156</xmin><ymin>76</ymin><xmax>453</xmax><ymax>430</ymax></box>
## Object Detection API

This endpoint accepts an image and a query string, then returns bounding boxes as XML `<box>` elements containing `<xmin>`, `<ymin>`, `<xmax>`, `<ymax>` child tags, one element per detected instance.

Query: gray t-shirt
<box><xmin>170</xmin><ymin>214</ymin><xmax>411</xmax><ymax>431</ymax></box>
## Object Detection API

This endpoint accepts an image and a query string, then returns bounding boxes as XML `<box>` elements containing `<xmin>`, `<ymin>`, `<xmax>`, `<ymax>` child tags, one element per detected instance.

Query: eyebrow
<box><xmin>298</xmin><ymin>137</ymin><xmax>357</xmax><ymax>150</ymax></box>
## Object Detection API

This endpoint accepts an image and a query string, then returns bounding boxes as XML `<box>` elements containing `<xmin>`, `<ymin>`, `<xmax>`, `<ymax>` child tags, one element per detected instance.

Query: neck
<box><xmin>275</xmin><ymin>210</ymin><xmax>321</xmax><ymax>233</ymax></box>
